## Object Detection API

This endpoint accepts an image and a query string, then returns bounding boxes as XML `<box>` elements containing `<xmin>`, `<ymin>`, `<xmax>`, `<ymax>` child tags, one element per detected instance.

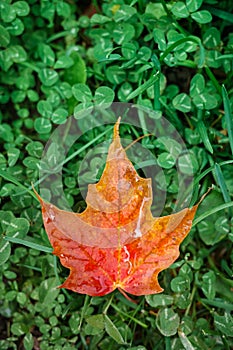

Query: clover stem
<box><xmin>184</xmin><ymin>284</ymin><xmax>197</xmax><ymax>317</ymax></box>
<box><xmin>165</xmin><ymin>336</ymin><xmax>171</xmax><ymax>350</ymax></box>
<box><xmin>103</xmin><ymin>294</ymin><xmax>114</xmax><ymax>315</ymax></box>
<box><xmin>78</xmin><ymin>295</ymin><xmax>91</xmax><ymax>330</ymax></box>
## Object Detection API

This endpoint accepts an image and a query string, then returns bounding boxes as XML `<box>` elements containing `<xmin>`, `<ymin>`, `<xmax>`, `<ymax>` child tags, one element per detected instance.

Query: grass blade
<box><xmin>110</xmin><ymin>303</ymin><xmax>148</xmax><ymax>328</ymax></box>
<box><xmin>126</xmin><ymin>71</ymin><xmax>160</xmax><ymax>101</ymax></box>
<box><xmin>159</xmin><ymin>36</ymin><xmax>205</xmax><ymax>68</ymax></box>
<box><xmin>214</xmin><ymin>162</ymin><xmax>232</xmax><ymax>216</ymax></box>
<box><xmin>186</xmin><ymin>160</ymin><xmax>233</xmax><ymax>206</ymax></box>
<box><xmin>200</xmin><ymin>298</ymin><xmax>233</xmax><ymax>311</ymax></box>
<box><xmin>10</xmin><ymin>126</ymin><xmax>112</xmax><ymax>197</ymax></box>
<box><xmin>104</xmin><ymin>314</ymin><xmax>126</xmax><ymax>345</ymax></box>
<box><xmin>204</xmin><ymin>5</ymin><xmax>233</xmax><ymax>23</ymax></box>
<box><xmin>178</xmin><ymin>331</ymin><xmax>195</xmax><ymax>350</ymax></box>
<box><xmin>222</xmin><ymin>85</ymin><xmax>233</xmax><ymax>156</ymax></box>
<box><xmin>4</xmin><ymin>236</ymin><xmax>53</xmax><ymax>253</ymax></box>
<box><xmin>0</xmin><ymin>169</ymin><xmax>38</xmax><ymax>201</ymax></box>
<box><xmin>197</xmin><ymin>120</ymin><xmax>213</xmax><ymax>154</ymax></box>
<box><xmin>193</xmin><ymin>201</ymin><xmax>233</xmax><ymax>226</ymax></box>
<box><xmin>214</xmin><ymin>163</ymin><xmax>231</xmax><ymax>203</ymax></box>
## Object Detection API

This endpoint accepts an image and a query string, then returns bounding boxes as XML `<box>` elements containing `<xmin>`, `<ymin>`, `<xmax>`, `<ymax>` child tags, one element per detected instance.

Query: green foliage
<box><xmin>0</xmin><ymin>0</ymin><xmax>233</xmax><ymax>349</ymax></box>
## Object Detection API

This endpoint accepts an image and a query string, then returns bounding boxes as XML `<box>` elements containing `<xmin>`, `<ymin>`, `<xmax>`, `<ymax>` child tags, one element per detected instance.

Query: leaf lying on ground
<box><xmin>34</xmin><ymin>118</ymin><xmax>201</xmax><ymax>296</ymax></box>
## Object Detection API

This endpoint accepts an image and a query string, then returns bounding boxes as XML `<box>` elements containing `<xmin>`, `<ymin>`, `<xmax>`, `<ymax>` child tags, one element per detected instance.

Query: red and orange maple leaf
<box><xmin>35</xmin><ymin>119</ymin><xmax>200</xmax><ymax>296</ymax></box>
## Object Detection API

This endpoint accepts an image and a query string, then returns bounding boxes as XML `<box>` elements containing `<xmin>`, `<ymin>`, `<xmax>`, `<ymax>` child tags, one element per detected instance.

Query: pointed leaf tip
<box><xmin>113</xmin><ymin>117</ymin><xmax>121</xmax><ymax>140</ymax></box>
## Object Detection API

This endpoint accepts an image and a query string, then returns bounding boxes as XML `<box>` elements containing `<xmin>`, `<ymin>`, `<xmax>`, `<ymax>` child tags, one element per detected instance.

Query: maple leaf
<box><xmin>35</xmin><ymin>118</ymin><xmax>200</xmax><ymax>296</ymax></box>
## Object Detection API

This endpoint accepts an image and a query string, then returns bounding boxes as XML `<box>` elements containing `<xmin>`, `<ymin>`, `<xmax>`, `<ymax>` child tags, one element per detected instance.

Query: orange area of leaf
<box><xmin>35</xmin><ymin>118</ymin><xmax>199</xmax><ymax>296</ymax></box>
